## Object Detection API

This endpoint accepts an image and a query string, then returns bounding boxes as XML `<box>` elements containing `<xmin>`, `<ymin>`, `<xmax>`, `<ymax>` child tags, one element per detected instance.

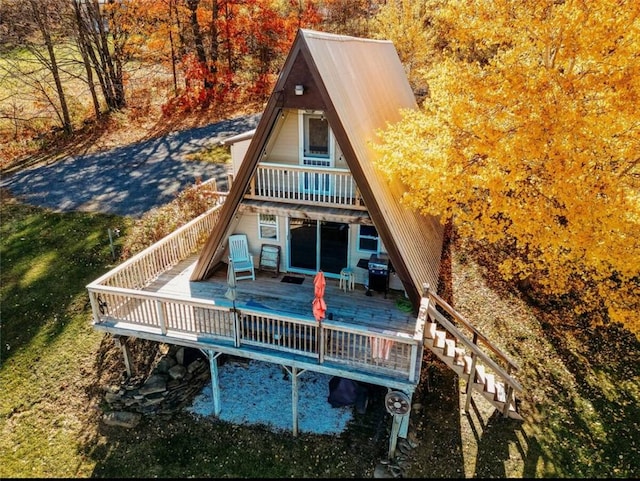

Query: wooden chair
<box><xmin>228</xmin><ymin>234</ymin><xmax>255</xmax><ymax>281</ymax></box>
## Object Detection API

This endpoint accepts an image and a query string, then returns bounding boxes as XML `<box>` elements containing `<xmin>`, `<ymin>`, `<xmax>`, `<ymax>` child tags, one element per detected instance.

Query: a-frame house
<box><xmin>87</xmin><ymin>29</ymin><xmax>523</xmax><ymax>452</ymax></box>
<box><xmin>190</xmin><ymin>29</ymin><xmax>444</xmax><ymax>308</ymax></box>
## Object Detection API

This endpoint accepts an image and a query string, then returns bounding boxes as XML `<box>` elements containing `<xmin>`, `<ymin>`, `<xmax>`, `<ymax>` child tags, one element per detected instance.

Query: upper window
<box><xmin>305</xmin><ymin>115</ymin><xmax>329</xmax><ymax>157</ymax></box>
<box><xmin>358</xmin><ymin>225</ymin><xmax>379</xmax><ymax>253</ymax></box>
<box><xmin>300</xmin><ymin>112</ymin><xmax>333</xmax><ymax>166</ymax></box>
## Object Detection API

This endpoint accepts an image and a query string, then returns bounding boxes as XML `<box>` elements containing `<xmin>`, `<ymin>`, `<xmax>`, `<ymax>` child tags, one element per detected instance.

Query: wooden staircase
<box><xmin>416</xmin><ymin>284</ymin><xmax>524</xmax><ymax>420</ymax></box>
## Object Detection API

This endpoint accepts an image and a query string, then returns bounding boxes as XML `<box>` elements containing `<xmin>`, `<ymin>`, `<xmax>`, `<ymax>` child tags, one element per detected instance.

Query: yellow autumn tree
<box><xmin>369</xmin><ymin>0</ymin><xmax>433</xmax><ymax>92</ymax></box>
<box><xmin>373</xmin><ymin>0</ymin><xmax>640</xmax><ymax>337</ymax></box>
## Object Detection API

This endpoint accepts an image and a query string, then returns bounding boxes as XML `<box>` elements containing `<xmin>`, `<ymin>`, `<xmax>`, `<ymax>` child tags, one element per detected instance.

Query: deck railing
<box><xmin>91</xmin><ymin>202</ymin><xmax>225</xmax><ymax>291</ymax></box>
<box><xmin>245</xmin><ymin>163</ymin><xmax>366</xmax><ymax>210</ymax></box>
<box><xmin>87</xmin><ymin>286</ymin><xmax>421</xmax><ymax>382</ymax></box>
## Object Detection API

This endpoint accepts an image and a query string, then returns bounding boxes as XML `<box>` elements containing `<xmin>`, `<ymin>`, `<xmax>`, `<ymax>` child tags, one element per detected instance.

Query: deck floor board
<box><xmin>144</xmin><ymin>254</ymin><xmax>417</xmax><ymax>335</ymax></box>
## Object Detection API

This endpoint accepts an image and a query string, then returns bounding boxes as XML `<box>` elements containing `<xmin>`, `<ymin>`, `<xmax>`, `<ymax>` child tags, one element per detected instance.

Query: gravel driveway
<box><xmin>0</xmin><ymin>113</ymin><xmax>260</xmax><ymax>218</ymax></box>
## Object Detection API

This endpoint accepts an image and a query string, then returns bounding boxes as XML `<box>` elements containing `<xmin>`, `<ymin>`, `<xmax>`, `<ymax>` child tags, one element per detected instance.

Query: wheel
<box><xmin>384</xmin><ymin>391</ymin><xmax>410</xmax><ymax>416</ymax></box>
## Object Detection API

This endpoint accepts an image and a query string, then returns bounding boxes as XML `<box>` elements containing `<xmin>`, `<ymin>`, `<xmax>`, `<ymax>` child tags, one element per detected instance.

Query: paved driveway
<box><xmin>0</xmin><ymin>113</ymin><xmax>260</xmax><ymax>218</ymax></box>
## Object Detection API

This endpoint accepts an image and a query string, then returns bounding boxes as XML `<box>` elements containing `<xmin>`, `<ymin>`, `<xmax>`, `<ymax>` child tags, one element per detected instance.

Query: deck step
<box><xmin>484</xmin><ymin>373</ymin><xmax>496</xmax><ymax>394</ymax></box>
<box><xmin>463</xmin><ymin>355</ymin><xmax>473</xmax><ymax>374</ymax></box>
<box><xmin>419</xmin><ymin>313</ymin><xmax>524</xmax><ymax>423</ymax></box>
<box><xmin>451</xmin><ymin>363</ymin><xmax>465</xmax><ymax>376</ymax></box>
<box><xmin>495</xmin><ymin>381</ymin><xmax>506</xmax><ymax>403</ymax></box>
<box><xmin>425</xmin><ymin>322</ymin><xmax>437</xmax><ymax>339</ymax></box>
<box><xmin>444</xmin><ymin>338</ymin><xmax>456</xmax><ymax>357</ymax></box>
<box><xmin>453</xmin><ymin>347</ymin><xmax>466</xmax><ymax>366</ymax></box>
<box><xmin>433</xmin><ymin>330</ymin><xmax>446</xmax><ymax>348</ymax></box>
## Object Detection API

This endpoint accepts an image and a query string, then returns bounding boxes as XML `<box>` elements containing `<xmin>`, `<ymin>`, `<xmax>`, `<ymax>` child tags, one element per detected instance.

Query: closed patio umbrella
<box><xmin>225</xmin><ymin>259</ymin><xmax>237</xmax><ymax>308</ymax></box>
<box><xmin>312</xmin><ymin>270</ymin><xmax>326</xmax><ymax>322</ymax></box>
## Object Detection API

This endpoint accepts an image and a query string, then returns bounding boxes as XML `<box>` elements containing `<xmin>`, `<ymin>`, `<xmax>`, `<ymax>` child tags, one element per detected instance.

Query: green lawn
<box><xmin>0</xmin><ymin>198</ymin><xmax>129</xmax><ymax>477</ymax></box>
<box><xmin>1</xmin><ymin>195</ymin><xmax>638</xmax><ymax>478</ymax></box>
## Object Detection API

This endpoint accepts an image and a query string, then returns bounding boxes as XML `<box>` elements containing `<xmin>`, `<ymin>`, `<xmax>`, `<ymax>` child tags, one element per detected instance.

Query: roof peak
<box><xmin>299</xmin><ymin>28</ymin><xmax>392</xmax><ymax>45</ymax></box>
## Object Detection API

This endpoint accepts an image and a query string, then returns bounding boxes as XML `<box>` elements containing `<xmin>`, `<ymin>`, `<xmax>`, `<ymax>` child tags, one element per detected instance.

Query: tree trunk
<box><xmin>186</xmin><ymin>0</ymin><xmax>212</xmax><ymax>90</ymax></box>
<box><xmin>29</xmin><ymin>0</ymin><xmax>73</xmax><ymax>135</ymax></box>
<box><xmin>75</xmin><ymin>0</ymin><xmax>127</xmax><ymax>111</ymax></box>
<box><xmin>72</xmin><ymin>0</ymin><xmax>101</xmax><ymax>119</ymax></box>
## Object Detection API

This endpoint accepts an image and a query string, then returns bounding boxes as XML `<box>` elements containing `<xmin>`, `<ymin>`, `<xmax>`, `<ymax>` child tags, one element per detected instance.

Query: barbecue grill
<box><xmin>366</xmin><ymin>253</ymin><xmax>389</xmax><ymax>298</ymax></box>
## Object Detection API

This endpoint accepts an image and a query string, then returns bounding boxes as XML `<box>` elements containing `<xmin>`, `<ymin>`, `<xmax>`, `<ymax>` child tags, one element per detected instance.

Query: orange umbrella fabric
<box><xmin>312</xmin><ymin>270</ymin><xmax>327</xmax><ymax>322</ymax></box>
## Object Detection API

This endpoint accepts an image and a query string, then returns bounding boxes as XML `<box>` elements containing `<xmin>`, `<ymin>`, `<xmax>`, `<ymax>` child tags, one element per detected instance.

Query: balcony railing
<box><xmin>92</xmin><ymin>202</ymin><xmax>224</xmax><ymax>291</ymax></box>
<box><xmin>245</xmin><ymin>163</ymin><xmax>366</xmax><ymax>210</ymax></box>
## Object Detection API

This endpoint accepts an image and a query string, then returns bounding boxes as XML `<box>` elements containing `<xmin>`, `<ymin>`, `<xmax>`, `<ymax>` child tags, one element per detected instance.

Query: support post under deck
<box><xmin>283</xmin><ymin>365</ymin><xmax>306</xmax><ymax>437</ymax></box>
<box><xmin>113</xmin><ymin>335</ymin><xmax>132</xmax><ymax>377</ymax></box>
<box><xmin>206</xmin><ymin>349</ymin><xmax>223</xmax><ymax>416</ymax></box>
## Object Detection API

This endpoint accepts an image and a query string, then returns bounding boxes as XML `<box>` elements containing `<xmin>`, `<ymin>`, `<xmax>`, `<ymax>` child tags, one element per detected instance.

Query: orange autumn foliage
<box><xmin>374</xmin><ymin>0</ymin><xmax>640</xmax><ymax>337</ymax></box>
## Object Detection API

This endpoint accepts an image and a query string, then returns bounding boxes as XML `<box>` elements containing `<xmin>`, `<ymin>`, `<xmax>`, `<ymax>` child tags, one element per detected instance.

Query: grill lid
<box><xmin>368</xmin><ymin>253</ymin><xmax>389</xmax><ymax>271</ymax></box>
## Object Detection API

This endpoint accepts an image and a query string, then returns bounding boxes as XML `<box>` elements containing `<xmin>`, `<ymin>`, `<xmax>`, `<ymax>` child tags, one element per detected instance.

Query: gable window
<box><xmin>258</xmin><ymin>214</ymin><xmax>278</xmax><ymax>240</ymax></box>
<box><xmin>358</xmin><ymin>225</ymin><xmax>379</xmax><ymax>253</ymax></box>
<box><xmin>299</xmin><ymin>111</ymin><xmax>334</xmax><ymax>195</ymax></box>
<box><xmin>304</xmin><ymin>114</ymin><xmax>329</xmax><ymax>160</ymax></box>
<box><xmin>300</xmin><ymin>111</ymin><xmax>333</xmax><ymax>167</ymax></box>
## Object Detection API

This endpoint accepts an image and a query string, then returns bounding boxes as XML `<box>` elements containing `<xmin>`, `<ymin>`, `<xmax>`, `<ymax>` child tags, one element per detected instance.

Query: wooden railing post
<box><xmin>409</xmin><ymin>344</ymin><xmax>418</xmax><ymax>382</ymax></box>
<box><xmin>318</xmin><ymin>324</ymin><xmax>325</xmax><ymax>364</ymax></box>
<box><xmin>465</xmin><ymin>353</ymin><xmax>477</xmax><ymax>413</ymax></box>
<box><xmin>464</xmin><ymin>332</ymin><xmax>480</xmax><ymax>412</ymax></box>
<box><xmin>88</xmin><ymin>291</ymin><xmax>100</xmax><ymax>324</ymax></box>
<box><xmin>233</xmin><ymin>309</ymin><xmax>241</xmax><ymax>348</ymax></box>
<box><xmin>156</xmin><ymin>299</ymin><xmax>166</xmax><ymax>334</ymax></box>
<box><xmin>503</xmin><ymin>385</ymin><xmax>515</xmax><ymax>417</ymax></box>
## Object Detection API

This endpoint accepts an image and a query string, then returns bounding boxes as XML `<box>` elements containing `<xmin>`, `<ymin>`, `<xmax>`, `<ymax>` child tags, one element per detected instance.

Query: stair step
<box><xmin>474</xmin><ymin>364</ymin><xmax>486</xmax><ymax>384</ymax></box>
<box><xmin>484</xmin><ymin>373</ymin><xmax>496</xmax><ymax>394</ymax></box>
<box><xmin>463</xmin><ymin>355</ymin><xmax>473</xmax><ymax>374</ymax></box>
<box><xmin>425</xmin><ymin>322</ymin><xmax>437</xmax><ymax>340</ymax></box>
<box><xmin>453</xmin><ymin>347</ymin><xmax>466</xmax><ymax>366</ymax></box>
<box><xmin>444</xmin><ymin>339</ymin><xmax>456</xmax><ymax>357</ymax></box>
<box><xmin>495</xmin><ymin>397</ymin><xmax>522</xmax><ymax>416</ymax></box>
<box><xmin>434</xmin><ymin>330</ymin><xmax>446</xmax><ymax>348</ymax></box>
<box><xmin>508</xmin><ymin>410</ymin><xmax>524</xmax><ymax>421</ymax></box>
<box><xmin>495</xmin><ymin>381</ymin><xmax>506</xmax><ymax>403</ymax></box>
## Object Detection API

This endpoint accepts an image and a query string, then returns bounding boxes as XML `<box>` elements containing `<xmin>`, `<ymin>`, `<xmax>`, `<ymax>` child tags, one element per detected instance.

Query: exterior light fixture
<box><xmin>295</xmin><ymin>85</ymin><xmax>304</xmax><ymax>96</ymax></box>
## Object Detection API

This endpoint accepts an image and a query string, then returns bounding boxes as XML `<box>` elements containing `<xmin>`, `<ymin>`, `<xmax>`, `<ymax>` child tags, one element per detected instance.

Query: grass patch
<box><xmin>0</xmin><ymin>195</ymin><xmax>130</xmax><ymax>477</ymax></box>
<box><xmin>183</xmin><ymin>144</ymin><xmax>231</xmax><ymax>163</ymax></box>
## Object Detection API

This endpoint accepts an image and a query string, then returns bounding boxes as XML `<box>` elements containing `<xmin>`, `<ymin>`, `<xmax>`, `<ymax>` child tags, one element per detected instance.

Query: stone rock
<box><xmin>373</xmin><ymin>462</ymin><xmax>394</xmax><ymax>478</ymax></box>
<box><xmin>155</xmin><ymin>355</ymin><xmax>177</xmax><ymax>374</ymax></box>
<box><xmin>168</xmin><ymin>364</ymin><xmax>187</xmax><ymax>380</ymax></box>
<box><xmin>103</xmin><ymin>411</ymin><xmax>142</xmax><ymax>428</ymax></box>
<box><xmin>142</xmin><ymin>392</ymin><xmax>166</xmax><ymax>406</ymax></box>
<box><xmin>139</xmin><ymin>374</ymin><xmax>167</xmax><ymax>395</ymax></box>
<box><xmin>102</xmin><ymin>346</ymin><xmax>210</xmax><ymax>418</ymax></box>
<box><xmin>187</xmin><ymin>359</ymin><xmax>205</xmax><ymax>374</ymax></box>
<box><xmin>175</xmin><ymin>347</ymin><xmax>185</xmax><ymax>365</ymax></box>
<box><xmin>104</xmin><ymin>391</ymin><xmax>121</xmax><ymax>403</ymax></box>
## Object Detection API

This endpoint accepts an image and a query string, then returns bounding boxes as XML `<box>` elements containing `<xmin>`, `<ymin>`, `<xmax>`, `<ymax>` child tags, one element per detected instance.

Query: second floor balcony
<box><xmin>244</xmin><ymin>163</ymin><xmax>366</xmax><ymax>210</ymax></box>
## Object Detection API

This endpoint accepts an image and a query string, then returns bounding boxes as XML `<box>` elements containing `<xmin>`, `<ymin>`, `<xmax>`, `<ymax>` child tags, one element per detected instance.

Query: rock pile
<box><xmin>102</xmin><ymin>345</ymin><xmax>211</xmax><ymax>428</ymax></box>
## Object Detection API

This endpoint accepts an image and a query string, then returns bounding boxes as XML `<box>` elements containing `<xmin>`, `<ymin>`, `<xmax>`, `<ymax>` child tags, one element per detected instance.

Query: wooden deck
<box><xmin>148</xmin><ymin>254</ymin><xmax>418</xmax><ymax>335</ymax></box>
<box><xmin>87</xmin><ymin>205</ymin><xmax>426</xmax><ymax>394</ymax></box>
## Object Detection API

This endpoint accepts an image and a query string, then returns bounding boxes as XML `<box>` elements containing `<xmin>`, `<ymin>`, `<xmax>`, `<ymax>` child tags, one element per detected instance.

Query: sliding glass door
<box><xmin>288</xmin><ymin>218</ymin><xmax>348</xmax><ymax>276</ymax></box>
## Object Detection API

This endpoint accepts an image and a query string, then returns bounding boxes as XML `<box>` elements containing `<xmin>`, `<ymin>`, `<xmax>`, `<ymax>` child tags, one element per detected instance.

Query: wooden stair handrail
<box><xmin>428</xmin><ymin>290</ymin><xmax>521</xmax><ymax>373</ymax></box>
<box><xmin>427</xmin><ymin>303</ymin><xmax>524</xmax><ymax>394</ymax></box>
